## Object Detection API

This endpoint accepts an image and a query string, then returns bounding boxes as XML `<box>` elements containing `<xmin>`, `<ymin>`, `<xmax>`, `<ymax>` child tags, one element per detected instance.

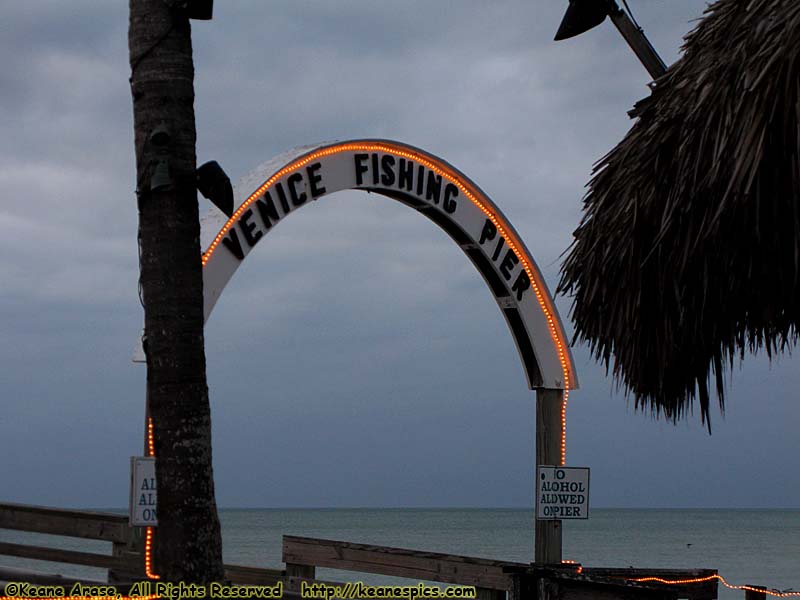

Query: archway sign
<box><xmin>133</xmin><ymin>139</ymin><xmax>579</xmax><ymax>563</ymax></box>
<box><xmin>135</xmin><ymin>139</ymin><xmax>576</xmax><ymax>390</ymax></box>
<box><xmin>188</xmin><ymin>139</ymin><xmax>578</xmax><ymax>392</ymax></box>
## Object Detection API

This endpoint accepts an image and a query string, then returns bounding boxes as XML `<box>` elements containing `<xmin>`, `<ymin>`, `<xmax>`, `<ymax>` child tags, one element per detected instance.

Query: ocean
<box><xmin>1</xmin><ymin>509</ymin><xmax>798</xmax><ymax>599</ymax></box>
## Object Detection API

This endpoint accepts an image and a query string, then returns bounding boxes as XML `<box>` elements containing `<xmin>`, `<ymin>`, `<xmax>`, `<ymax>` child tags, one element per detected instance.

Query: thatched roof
<box><xmin>558</xmin><ymin>0</ymin><xmax>800</xmax><ymax>429</ymax></box>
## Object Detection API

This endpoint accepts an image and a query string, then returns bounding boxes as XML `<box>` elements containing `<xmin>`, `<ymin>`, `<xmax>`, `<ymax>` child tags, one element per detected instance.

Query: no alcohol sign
<box><xmin>130</xmin><ymin>457</ymin><xmax>157</xmax><ymax>526</ymax></box>
<box><xmin>536</xmin><ymin>466</ymin><xmax>590</xmax><ymax>520</ymax></box>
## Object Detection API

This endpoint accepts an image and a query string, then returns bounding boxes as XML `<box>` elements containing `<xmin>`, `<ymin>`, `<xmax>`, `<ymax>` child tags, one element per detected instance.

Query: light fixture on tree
<box><xmin>150</xmin><ymin>159</ymin><xmax>173</xmax><ymax>192</ymax></box>
<box><xmin>554</xmin><ymin>0</ymin><xmax>667</xmax><ymax>80</ymax></box>
<box><xmin>148</xmin><ymin>123</ymin><xmax>173</xmax><ymax>192</ymax></box>
<box><xmin>149</xmin><ymin>122</ymin><xmax>172</xmax><ymax>147</ymax></box>
<box><xmin>196</xmin><ymin>160</ymin><xmax>233</xmax><ymax>217</ymax></box>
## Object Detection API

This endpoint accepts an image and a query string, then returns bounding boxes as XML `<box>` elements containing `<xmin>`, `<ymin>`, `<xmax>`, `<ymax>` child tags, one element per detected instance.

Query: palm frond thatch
<box><xmin>558</xmin><ymin>0</ymin><xmax>800</xmax><ymax>429</ymax></box>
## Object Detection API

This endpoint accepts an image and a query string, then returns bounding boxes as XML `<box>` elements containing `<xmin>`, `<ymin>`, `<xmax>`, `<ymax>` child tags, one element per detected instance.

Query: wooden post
<box><xmin>745</xmin><ymin>587</ymin><xmax>767</xmax><ymax>600</ymax></box>
<box><xmin>108</xmin><ymin>533</ymin><xmax>144</xmax><ymax>583</ymax></box>
<box><xmin>285</xmin><ymin>563</ymin><xmax>315</xmax><ymax>580</ymax></box>
<box><xmin>534</xmin><ymin>388</ymin><xmax>563</xmax><ymax>566</ymax></box>
<box><xmin>475</xmin><ymin>588</ymin><xmax>505</xmax><ymax>600</ymax></box>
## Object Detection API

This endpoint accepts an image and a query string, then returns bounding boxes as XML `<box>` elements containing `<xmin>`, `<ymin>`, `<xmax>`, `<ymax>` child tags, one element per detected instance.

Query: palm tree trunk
<box><xmin>128</xmin><ymin>0</ymin><xmax>224</xmax><ymax>582</ymax></box>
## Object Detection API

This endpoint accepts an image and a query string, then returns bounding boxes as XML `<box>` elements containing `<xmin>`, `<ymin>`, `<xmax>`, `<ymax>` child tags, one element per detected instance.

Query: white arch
<box><xmin>171</xmin><ymin>139</ymin><xmax>579</xmax><ymax>391</ymax></box>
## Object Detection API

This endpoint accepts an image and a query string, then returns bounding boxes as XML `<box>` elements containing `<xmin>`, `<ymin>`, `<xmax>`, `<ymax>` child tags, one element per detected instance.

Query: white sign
<box><xmin>130</xmin><ymin>457</ymin><xmax>157</xmax><ymax>526</ymax></box>
<box><xmin>536</xmin><ymin>466</ymin><xmax>589</xmax><ymax>520</ymax></box>
<box><xmin>133</xmin><ymin>139</ymin><xmax>579</xmax><ymax>393</ymax></box>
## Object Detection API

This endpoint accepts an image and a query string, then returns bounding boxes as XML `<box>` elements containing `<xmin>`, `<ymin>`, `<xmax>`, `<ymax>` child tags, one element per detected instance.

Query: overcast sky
<box><xmin>1</xmin><ymin>1</ymin><xmax>797</xmax><ymax>512</ymax></box>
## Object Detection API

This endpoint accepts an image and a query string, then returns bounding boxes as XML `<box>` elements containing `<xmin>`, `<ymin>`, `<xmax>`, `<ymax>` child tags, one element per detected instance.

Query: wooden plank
<box><xmin>476</xmin><ymin>587</ymin><xmax>505</xmax><ymax>600</ymax></box>
<box><xmin>283</xmin><ymin>576</ymin><xmax>357</xmax><ymax>597</ymax></box>
<box><xmin>0</xmin><ymin>533</ymin><xmax>280</xmax><ymax>588</ymax></box>
<box><xmin>535</xmin><ymin>388</ymin><xmax>563</xmax><ymax>566</ymax></box>
<box><xmin>284</xmin><ymin>536</ymin><xmax>526</xmax><ymax>569</ymax></box>
<box><xmin>283</xmin><ymin>542</ymin><xmax>508</xmax><ymax>588</ymax></box>
<box><xmin>109</xmin><ymin>540</ymin><xmax>145</xmax><ymax>583</ymax></box>
<box><xmin>285</xmin><ymin>563</ymin><xmax>315</xmax><ymax>580</ymax></box>
<box><xmin>582</xmin><ymin>568</ymin><xmax>718</xmax><ymax>600</ymax></box>
<box><xmin>0</xmin><ymin>541</ymin><xmax>130</xmax><ymax>571</ymax></box>
<box><xmin>0</xmin><ymin>503</ymin><xmax>129</xmax><ymax>543</ymax></box>
<box><xmin>283</xmin><ymin>536</ymin><xmax>516</xmax><ymax>590</ymax></box>
<box><xmin>224</xmin><ymin>564</ymin><xmax>284</xmax><ymax>586</ymax></box>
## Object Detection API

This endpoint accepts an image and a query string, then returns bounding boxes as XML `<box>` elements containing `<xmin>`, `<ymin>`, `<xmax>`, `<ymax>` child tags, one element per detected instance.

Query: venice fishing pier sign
<box><xmin>187</xmin><ymin>139</ymin><xmax>578</xmax><ymax>391</ymax></box>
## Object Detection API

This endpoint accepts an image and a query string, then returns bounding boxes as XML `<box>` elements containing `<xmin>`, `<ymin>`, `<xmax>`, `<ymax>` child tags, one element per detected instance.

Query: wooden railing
<box><xmin>0</xmin><ymin>503</ymin><xmax>726</xmax><ymax>600</ymax></box>
<box><xmin>0</xmin><ymin>502</ymin><xmax>142</xmax><ymax>584</ymax></box>
<box><xmin>0</xmin><ymin>502</ymin><xmax>282</xmax><ymax>587</ymax></box>
<box><xmin>283</xmin><ymin>535</ymin><xmax>720</xmax><ymax>600</ymax></box>
<box><xmin>283</xmin><ymin>534</ymin><xmax>518</xmax><ymax>600</ymax></box>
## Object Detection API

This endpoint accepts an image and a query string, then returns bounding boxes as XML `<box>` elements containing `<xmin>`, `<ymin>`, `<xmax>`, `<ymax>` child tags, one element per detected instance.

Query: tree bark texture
<box><xmin>128</xmin><ymin>0</ymin><xmax>224</xmax><ymax>582</ymax></box>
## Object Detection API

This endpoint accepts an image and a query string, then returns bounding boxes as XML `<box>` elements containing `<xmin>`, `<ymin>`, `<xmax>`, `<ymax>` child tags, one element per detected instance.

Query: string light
<box><xmin>552</xmin><ymin>568</ymin><xmax>799</xmax><ymax>598</ymax></box>
<box><xmin>200</xmin><ymin>141</ymin><xmax>575</xmax><ymax>464</ymax></box>
<box><xmin>144</xmin><ymin>525</ymin><xmax>159</xmax><ymax>580</ymax></box>
<box><xmin>147</xmin><ymin>417</ymin><xmax>155</xmax><ymax>457</ymax></box>
<box><xmin>630</xmin><ymin>574</ymin><xmax>800</xmax><ymax>597</ymax></box>
<box><xmin>144</xmin><ymin>416</ymin><xmax>160</xmax><ymax>580</ymax></box>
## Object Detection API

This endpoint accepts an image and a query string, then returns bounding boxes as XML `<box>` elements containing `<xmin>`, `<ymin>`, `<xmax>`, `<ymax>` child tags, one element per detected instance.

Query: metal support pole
<box><xmin>534</xmin><ymin>388</ymin><xmax>563</xmax><ymax>566</ymax></box>
<box><xmin>607</xmin><ymin>4</ymin><xmax>667</xmax><ymax>80</ymax></box>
